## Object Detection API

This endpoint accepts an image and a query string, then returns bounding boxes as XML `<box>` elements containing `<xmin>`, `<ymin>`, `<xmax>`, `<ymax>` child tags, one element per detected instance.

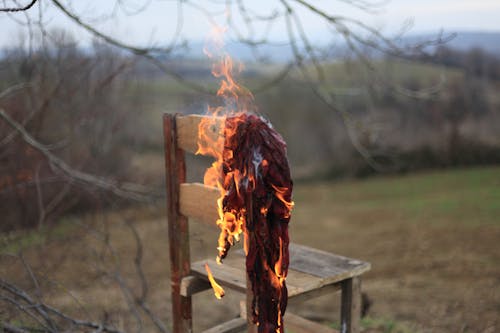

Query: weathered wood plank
<box><xmin>201</xmin><ymin>317</ymin><xmax>246</xmax><ymax>333</ymax></box>
<box><xmin>191</xmin><ymin>258</ymin><xmax>247</xmax><ymax>293</ymax></box>
<box><xmin>288</xmin><ymin>244</ymin><xmax>371</xmax><ymax>281</ymax></box>
<box><xmin>287</xmin><ymin>283</ymin><xmax>341</xmax><ymax>305</ymax></box>
<box><xmin>179</xmin><ymin>182</ymin><xmax>219</xmax><ymax>227</ymax></box>
<box><xmin>164</xmin><ymin>114</ymin><xmax>192</xmax><ymax>333</ymax></box>
<box><xmin>191</xmin><ymin>255</ymin><xmax>324</xmax><ymax>299</ymax></box>
<box><xmin>235</xmin><ymin>244</ymin><xmax>370</xmax><ymax>283</ymax></box>
<box><xmin>286</xmin><ymin>313</ymin><xmax>339</xmax><ymax>333</ymax></box>
<box><xmin>340</xmin><ymin>277</ymin><xmax>361</xmax><ymax>333</ymax></box>
<box><xmin>180</xmin><ymin>275</ymin><xmax>211</xmax><ymax>297</ymax></box>
<box><xmin>176</xmin><ymin>115</ymin><xmax>224</xmax><ymax>154</ymax></box>
<box><xmin>191</xmin><ymin>243</ymin><xmax>370</xmax><ymax>302</ymax></box>
<box><xmin>185</xmin><ymin>258</ymin><xmax>341</xmax><ymax>302</ymax></box>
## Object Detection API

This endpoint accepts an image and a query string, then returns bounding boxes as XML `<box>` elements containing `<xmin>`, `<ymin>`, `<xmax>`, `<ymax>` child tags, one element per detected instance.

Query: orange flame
<box><xmin>198</xmin><ymin>23</ymin><xmax>291</xmax><ymax>332</ymax></box>
<box><xmin>197</xmin><ymin>23</ymin><xmax>254</xmax><ymax>265</ymax></box>
<box><xmin>271</xmin><ymin>184</ymin><xmax>295</xmax><ymax>218</ymax></box>
<box><xmin>274</xmin><ymin>238</ymin><xmax>285</xmax><ymax>283</ymax></box>
<box><xmin>204</xmin><ymin>263</ymin><xmax>225</xmax><ymax>299</ymax></box>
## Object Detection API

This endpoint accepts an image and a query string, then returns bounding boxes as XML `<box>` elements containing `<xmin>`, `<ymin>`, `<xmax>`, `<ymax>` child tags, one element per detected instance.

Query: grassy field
<box><xmin>290</xmin><ymin>166</ymin><xmax>500</xmax><ymax>332</ymax></box>
<box><xmin>1</xmin><ymin>166</ymin><xmax>499</xmax><ymax>332</ymax></box>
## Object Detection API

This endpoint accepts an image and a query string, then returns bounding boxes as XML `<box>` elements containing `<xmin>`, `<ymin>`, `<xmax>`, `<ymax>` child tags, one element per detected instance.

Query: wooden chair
<box><xmin>163</xmin><ymin>113</ymin><xmax>371</xmax><ymax>333</ymax></box>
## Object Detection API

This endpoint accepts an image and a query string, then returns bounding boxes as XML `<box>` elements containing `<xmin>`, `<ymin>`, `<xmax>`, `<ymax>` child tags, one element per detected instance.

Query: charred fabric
<box><xmin>216</xmin><ymin>112</ymin><xmax>293</xmax><ymax>333</ymax></box>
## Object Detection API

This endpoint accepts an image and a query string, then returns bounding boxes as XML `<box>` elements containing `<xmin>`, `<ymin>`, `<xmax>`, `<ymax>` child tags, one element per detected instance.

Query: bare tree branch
<box><xmin>0</xmin><ymin>82</ymin><xmax>31</xmax><ymax>100</ymax></box>
<box><xmin>0</xmin><ymin>0</ymin><xmax>37</xmax><ymax>12</ymax></box>
<box><xmin>50</xmin><ymin>0</ymin><xmax>165</xmax><ymax>55</ymax></box>
<box><xmin>123</xmin><ymin>219</ymin><xmax>168</xmax><ymax>333</ymax></box>
<box><xmin>1</xmin><ymin>278</ymin><xmax>125</xmax><ymax>333</ymax></box>
<box><xmin>0</xmin><ymin>108</ymin><xmax>160</xmax><ymax>202</ymax></box>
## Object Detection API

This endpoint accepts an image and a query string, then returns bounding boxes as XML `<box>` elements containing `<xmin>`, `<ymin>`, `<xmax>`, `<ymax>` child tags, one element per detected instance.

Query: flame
<box><xmin>204</xmin><ymin>263</ymin><xmax>225</xmax><ymax>299</ymax></box>
<box><xmin>197</xmin><ymin>23</ymin><xmax>292</xmax><ymax>332</ymax></box>
<box><xmin>274</xmin><ymin>238</ymin><xmax>285</xmax><ymax>284</ymax></box>
<box><xmin>271</xmin><ymin>184</ymin><xmax>295</xmax><ymax>218</ymax></box>
<box><xmin>197</xmin><ymin>23</ymin><xmax>254</xmax><ymax>265</ymax></box>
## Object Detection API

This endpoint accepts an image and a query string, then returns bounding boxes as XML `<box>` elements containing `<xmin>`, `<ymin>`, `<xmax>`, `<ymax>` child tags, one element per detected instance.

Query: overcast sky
<box><xmin>0</xmin><ymin>0</ymin><xmax>499</xmax><ymax>51</ymax></box>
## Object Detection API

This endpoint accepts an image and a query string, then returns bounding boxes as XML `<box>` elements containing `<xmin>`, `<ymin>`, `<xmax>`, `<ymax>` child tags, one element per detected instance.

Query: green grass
<box><xmin>0</xmin><ymin>217</ymin><xmax>79</xmax><ymax>254</ymax></box>
<box><xmin>294</xmin><ymin>166</ymin><xmax>500</xmax><ymax>226</ymax></box>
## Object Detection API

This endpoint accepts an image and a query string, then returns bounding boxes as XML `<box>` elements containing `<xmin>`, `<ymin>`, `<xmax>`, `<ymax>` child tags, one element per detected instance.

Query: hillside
<box><xmin>407</xmin><ymin>31</ymin><xmax>500</xmax><ymax>56</ymax></box>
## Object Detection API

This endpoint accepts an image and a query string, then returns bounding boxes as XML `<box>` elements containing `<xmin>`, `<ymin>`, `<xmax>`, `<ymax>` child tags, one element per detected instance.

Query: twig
<box><xmin>0</xmin><ymin>0</ymin><xmax>37</xmax><ymax>12</ymax></box>
<box><xmin>34</xmin><ymin>164</ymin><xmax>46</xmax><ymax>229</ymax></box>
<box><xmin>0</xmin><ymin>82</ymin><xmax>31</xmax><ymax>100</ymax></box>
<box><xmin>2</xmin><ymin>322</ymin><xmax>30</xmax><ymax>333</ymax></box>
<box><xmin>50</xmin><ymin>0</ymin><xmax>161</xmax><ymax>55</ymax></box>
<box><xmin>1</xmin><ymin>278</ymin><xmax>125</xmax><ymax>333</ymax></box>
<box><xmin>0</xmin><ymin>108</ymin><xmax>160</xmax><ymax>202</ymax></box>
<box><xmin>123</xmin><ymin>219</ymin><xmax>168</xmax><ymax>333</ymax></box>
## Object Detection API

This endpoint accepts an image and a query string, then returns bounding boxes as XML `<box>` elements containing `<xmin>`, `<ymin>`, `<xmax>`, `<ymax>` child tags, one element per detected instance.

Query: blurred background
<box><xmin>0</xmin><ymin>1</ymin><xmax>499</xmax><ymax>332</ymax></box>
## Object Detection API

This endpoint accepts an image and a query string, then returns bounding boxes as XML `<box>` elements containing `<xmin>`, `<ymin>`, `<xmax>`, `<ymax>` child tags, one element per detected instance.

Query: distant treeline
<box><xmin>258</xmin><ymin>46</ymin><xmax>500</xmax><ymax>180</ymax></box>
<box><xmin>414</xmin><ymin>45</ymin><xmax>500</xmax><ymax>81</ymax></box>
<box><xmin>1</xmin><ymin>35</ymin><xmax>500</xmax><ymax>230</ymax></box>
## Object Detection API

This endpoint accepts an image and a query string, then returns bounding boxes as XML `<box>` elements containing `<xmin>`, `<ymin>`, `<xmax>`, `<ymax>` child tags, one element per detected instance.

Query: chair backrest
<box><xmin>165</xmin><ymin>114</ymin><xmax>222</xmax><ymax>225</ymax></box>
<box><xmin>164</xmin><ymin>113</ymin><xmax>258</xmax><ymax>333</ymax></box>
<box><xmin>163</xmin><ymin>113</ymin><xmax>222</xmax><ymax>333</ymax></box>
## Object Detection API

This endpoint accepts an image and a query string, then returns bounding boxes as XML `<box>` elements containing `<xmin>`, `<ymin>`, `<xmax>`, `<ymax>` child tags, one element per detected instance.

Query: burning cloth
<box><xmin>218</xmin><ymin>112</ymin><xmax>293</xmax><ymax>333</ymax></box>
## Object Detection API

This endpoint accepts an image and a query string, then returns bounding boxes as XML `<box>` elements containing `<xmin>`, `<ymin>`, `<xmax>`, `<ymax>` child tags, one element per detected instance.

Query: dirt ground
<box><xmin>1</xmin><ymin>166</ymin><xmax>499</xmax><ymax>332</ymax></box>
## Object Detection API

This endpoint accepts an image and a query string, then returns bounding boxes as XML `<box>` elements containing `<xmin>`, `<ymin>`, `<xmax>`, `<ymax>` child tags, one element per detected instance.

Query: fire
<box><xmin>197</xmin><ymin>23</ymin><xmax>293</xmax><ymax>333</ymax></box>
<box><xmin>274</xmin><ymin>238</ymin><xmax>285</xmax><ymax>284</ymax></box>
<box><xmin>197</xmin><ymin>24</ymin><xmax>254</xmax><ymax>265</ymax></box>
<box><xmin>204</xmin><ymin>263</ymin><xmax>225</xmax><ymax>299</ymax></box>
<box><xmin>271</xmin><ymin>184</ymin><xmax>295</xmax><ymax>218</ymax></box>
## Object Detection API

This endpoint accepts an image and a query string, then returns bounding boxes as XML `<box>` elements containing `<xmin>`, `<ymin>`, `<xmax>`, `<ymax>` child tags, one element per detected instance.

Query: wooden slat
<box><xmin>287</xmin><ymin>283</ymin><xmax>341</xmax><ymax>305</ymax></box>
<box><xmin>180</xmin><ymin>275</ymin><xmax>211</xmax><ymax>297</ymax></box>
<box><xmin>201</xmin><ymin>317</ymin><xmax>246</xmax><ymax>333</ymax></box>
<box><xmin>286</xmin><ymin>313</ymin><xmax>339</xmax><ymax>333</ymax></box>
<box><xmin>191</xmin><ymin>255</ymin><xmax>328</xmax><ymax>299</ymax></box>
<box><xmin>191</xmin><ymin>258</ymin><xmax>247</xmax><ymax>293</ymax></box>
<box><xmin>179</xmin><ymin>183</ymin><xmax>219</xmax><ymax>227</ymax></box>
<box><xmin>192</xmin><ymin>256</ymin><xmax>309</xmax><ymax>297</ymax></box>
<box><xmin>288</xmin><ymin>244</ymin><xmax>371</xmax><ymax>282</ymax></box>
<box><xmin>176</xmin><ymin>115</ymin><xmax>224</xmax><ymax>154</ymax></box>
<box><xmin>178</xmin><ymin>268</ymin><xmax>334</xmax><ymax>301</ymax></box>
<box><xmin>191</xmin><ymin>243</ymin><xmax>370</xmax><ymax>300</ymax></box>
<box><xmin>235</xmin><ymin>244</ymin><xmax>370</xmax><ymax>284</ymax></box>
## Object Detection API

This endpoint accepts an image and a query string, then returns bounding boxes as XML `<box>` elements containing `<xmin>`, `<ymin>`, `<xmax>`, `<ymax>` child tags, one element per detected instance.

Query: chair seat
<box><xmin>190</xmin><ymin>243</ymin><xmax>370</xmax><ymax>299</ymax></box>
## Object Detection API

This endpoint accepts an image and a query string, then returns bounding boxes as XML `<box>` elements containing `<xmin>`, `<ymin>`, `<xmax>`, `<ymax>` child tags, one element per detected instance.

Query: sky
<box><xmin>0</xmin><ymin>0</ymin><xmax>499</xmax><ymax>51</ymax></box>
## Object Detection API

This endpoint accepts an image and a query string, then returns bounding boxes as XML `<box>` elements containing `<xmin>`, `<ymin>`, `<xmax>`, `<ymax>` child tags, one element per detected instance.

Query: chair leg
<box><xmin>340</xmin><ymin>277</ymin><xmax>361</xmax><ymax>333</ymax></box>
<box><xmin>172</xmin><ymin>293</ymin><xmax>192</xmax><ymax>333</ymax></box>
